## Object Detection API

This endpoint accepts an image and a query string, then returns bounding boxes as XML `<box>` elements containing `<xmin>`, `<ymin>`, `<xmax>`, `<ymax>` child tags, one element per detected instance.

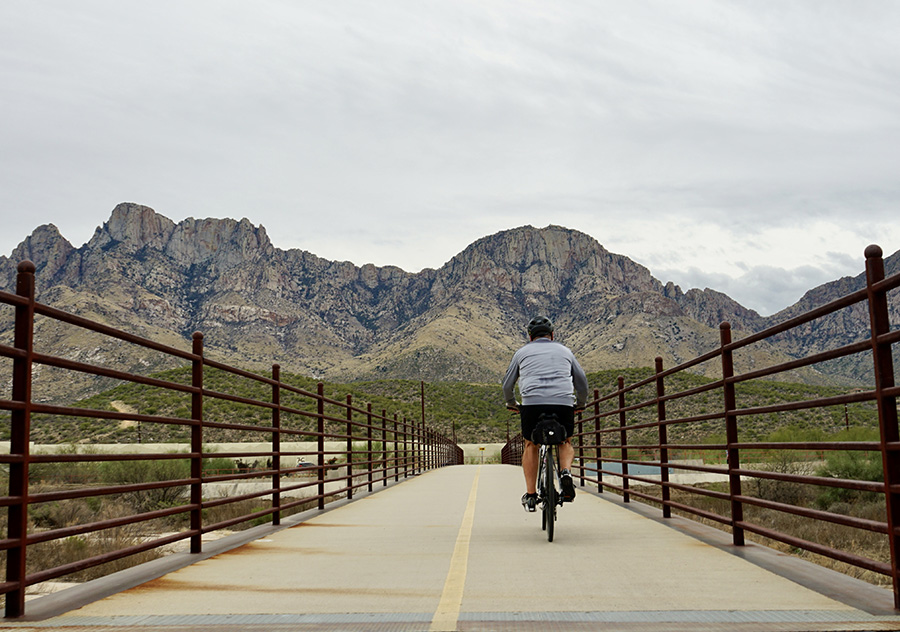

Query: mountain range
<box><xmin>2</xmin><ymin>203</ymin><xmax>896</xmax><ymax>404</ymax></box>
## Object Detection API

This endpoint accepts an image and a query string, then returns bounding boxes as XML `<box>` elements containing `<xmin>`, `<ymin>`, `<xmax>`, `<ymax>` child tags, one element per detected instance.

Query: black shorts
<box><xmin>520</xmin><ymin>405</ymin><xmax>575</xmax><ymax>443</ymax></box>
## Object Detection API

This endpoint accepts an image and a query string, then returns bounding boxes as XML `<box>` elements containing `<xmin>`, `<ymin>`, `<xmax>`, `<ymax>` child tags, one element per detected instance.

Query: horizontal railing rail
<box><xmin>0</xmin><ymin>260</ymin><xmax>463</xmax><ymax>618</ymax></box>
<box><xmin>504</xmin><ymin>244</ymin><xmax>900</xmax><ymax>609</ymax></box>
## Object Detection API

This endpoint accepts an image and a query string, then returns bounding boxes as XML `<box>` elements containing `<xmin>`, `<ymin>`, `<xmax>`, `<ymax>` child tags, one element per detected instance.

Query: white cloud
<box><xmin>1</xmin><ymin>0</ymin><xmax>899</xmax><ymax>317</ymax></box>
<box><xmin>643</xmin><ymin>219</ymin><xmax>894</xmax><ymax>315</ymax></box>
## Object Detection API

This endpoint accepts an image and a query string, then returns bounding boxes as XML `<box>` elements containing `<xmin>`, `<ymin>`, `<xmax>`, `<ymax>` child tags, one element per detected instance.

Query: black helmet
<box><xmin>527</xmin><ymin>316</ymin><xmax>554</xmax><ymax>339</ymax></box>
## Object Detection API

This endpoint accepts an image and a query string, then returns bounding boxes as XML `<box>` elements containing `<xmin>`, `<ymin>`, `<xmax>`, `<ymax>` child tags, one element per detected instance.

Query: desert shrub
<box><xmin>28</xmin><ymin>445</ymin><xmax>102</xmax><ymax>486</ymax></box>
<box><xmin>98</xmin><ymin>457</ymin><xmax>191</xmax><ymax>513</ymax></box>
<box><xmin>203</xmin><ymin>456</ymin><xmax>239</xmax><ymax>475</ymax></box>
<box><xmin>814</xmin><ymin>449</ymin><xmax>883</xmax><ymax>509</ymax></box>
<box><xmin>99</xmin><ymin>456</ymin><xmax>190</xmax><ymax>484</ymax></box>
<box><xmin>27</xmin><ymin>522</ymin><xmax>164</xmax><ymax>582</ymax></box>
<box><xmin>747</xmin><ymin>458</ymin><xmax>817</xmax><ymax>506</ymax></box>
<box><xmin>30</xmin><ymin>496</ymin><xmax>101</xmax><ymax>530</ymax></box>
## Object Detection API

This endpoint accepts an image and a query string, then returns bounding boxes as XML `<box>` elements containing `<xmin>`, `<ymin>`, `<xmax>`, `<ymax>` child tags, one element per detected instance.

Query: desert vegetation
<box><xmin>0</xmin><ymin>365</ymin><xmax>879</xmax><ymax>447</ymax></box>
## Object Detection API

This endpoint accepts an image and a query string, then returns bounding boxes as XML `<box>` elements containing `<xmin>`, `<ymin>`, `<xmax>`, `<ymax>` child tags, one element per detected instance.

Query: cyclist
<box><xmin>502</xmin><ymin>316</ymin><xmax>589</xmax><ymax>512</ymax></box>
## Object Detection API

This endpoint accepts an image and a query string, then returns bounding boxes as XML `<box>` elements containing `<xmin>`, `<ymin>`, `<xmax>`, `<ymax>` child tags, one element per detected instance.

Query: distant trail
<box><xmin>110</xmin><ymin>400</ymin><xmax>138</xmax><ymax>429</ymax></box>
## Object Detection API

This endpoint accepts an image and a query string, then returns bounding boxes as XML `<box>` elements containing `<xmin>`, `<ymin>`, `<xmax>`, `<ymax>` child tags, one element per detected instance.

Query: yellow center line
<box><xmin>430</xmin><ymin>466</ymin><xmax>481</xmax><ymax>632</ymax></box>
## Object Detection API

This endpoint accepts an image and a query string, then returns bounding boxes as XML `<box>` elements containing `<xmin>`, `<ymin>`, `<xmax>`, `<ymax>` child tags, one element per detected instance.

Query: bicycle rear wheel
<box><xmin>544</xmin><ymin>444</ymin><xmax>556</xmax><ymax>542</ymax></box>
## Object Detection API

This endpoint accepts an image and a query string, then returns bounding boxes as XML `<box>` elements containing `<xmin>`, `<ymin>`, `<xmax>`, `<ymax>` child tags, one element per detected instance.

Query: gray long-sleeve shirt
<box><xmin>502</xmin><ymin>337</ymin><xmax>589</xmax><ymax>408</ymax></box>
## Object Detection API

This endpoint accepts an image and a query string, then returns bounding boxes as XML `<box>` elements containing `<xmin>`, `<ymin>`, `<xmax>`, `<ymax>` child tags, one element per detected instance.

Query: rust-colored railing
<box><xmin>503</xmin><ymin>244</ymin><xmax>900</xmax><ymax>608</ymax></box>
<box><xmin>0</xmin><ymin>261</ymin><xmax>463</xmax><ymax>618</ymax></box>
<box><xmin>500</xmin><ymin>433</ymin><xmax>524</xmax><ymax>466</ymax></box>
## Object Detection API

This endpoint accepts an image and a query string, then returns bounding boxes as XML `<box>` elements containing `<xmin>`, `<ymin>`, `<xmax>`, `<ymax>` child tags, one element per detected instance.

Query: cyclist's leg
<box><xmin>556</xmin><ymin>406</ymin><xmax>577</xmax><ymax>501</ymax></box>
<box><xmin>522</xmin><ymin>439</ymin><xmax>539</xmax><ymax>494</ymax></box>
<box><xmin>558</xmin><ymin>439</ymin><xmax>576</xmax><ymax>501</ymax></box>
<box><xmin>519</xmin><ymin>407</ymin><xmax>542</xmax><ymax>494</ymax></box>
<box><xmin>551</xmin><ymin>405</ymin><xmax>576</xmax><ymax>472</ymax></box>
<box><xmin>559</xmin><ymin>438</ymin><xmax>574</xmax><ymax>471</ymax></box>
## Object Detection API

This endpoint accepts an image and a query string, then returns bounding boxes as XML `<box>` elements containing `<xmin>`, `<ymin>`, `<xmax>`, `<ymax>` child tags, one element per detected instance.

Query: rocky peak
<box><xmin>87</xmin><ymin>203</ymin><xmax>274</xmax><ymax>269</ymax></box>
<box><xmin>674</xmin><ymin>286</ymin><xmax>765</xmax><ymax>331</ymax></box>
<box><xmin>438</xmin><ymin>225</ymin><xmax>662</xmax><ymax>298</ymax></box>
<box><xmin>165</xmin><ymin>216</ymin><xmax>274</xmax><ymax>268</ymax></box>
<box><xmin>89</xmin><ymin>203</ymin><xmax>176</xmax><ymax>252</ymax></box>
<box><xmin>12</xmin><ymin>223</ymin><xmax>74</xmax><ymax>265</ymax></box>
<box><xmin>1</xmin><ymin>224</ymin><xmax>76</xmax><ymax>289</ymax></box>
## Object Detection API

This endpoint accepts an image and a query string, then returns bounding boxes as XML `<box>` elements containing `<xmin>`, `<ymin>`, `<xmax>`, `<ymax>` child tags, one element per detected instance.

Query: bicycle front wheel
<box><xmin>544</xmin><ymin>444</ymin><xmax>556</xmax><ymax>542</ymax></box>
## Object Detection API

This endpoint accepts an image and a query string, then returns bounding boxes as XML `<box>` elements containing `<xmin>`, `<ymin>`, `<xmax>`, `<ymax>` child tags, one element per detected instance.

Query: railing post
<box><xmin>434</xmin><ymin>431</ymin><xmax>439</xmax><ymax>468</ymax></box>
<box><xmin>433</xmin><ymin>427</ymin><xmax>438</xmax><ymax>469</ymax></box>
<box><xmin>409</xmin><ymin>418</ymin><xmax>414</xmax><ymax>475</ymax></box>
<box><xmin>403</xmin><ymin>418</ymin><xmax>410</xmax><ymax>478</ymax></box>
<box><xmin>346</xmin><ymin>394</ymin><xmax>353</xmax><ymax>501</ymax></box>
<box><xmin>420</xmin><ymin>418</ymin><xmax>426</xmax><ymax>473</ymax></box>
<box><xmin>577</xmin><ymin>414</ymin><xmax>585</xmax><ymax>487</ymax></box>
<box><xmin>720</xmin><ymin>322</ymin><xmax>745</xmax><ymax>546</ymax></box>
<box><xmin>594</xmin><ymin>389</ymin><xmax>602</xmax><ymax>493</ymax></box>
<box><xmin>317</xmin><ymin>382</ymin><xmax>325</xmax><ymax>510</ymax></box>
<box><xmin>618</xmin><ymin>376</ymin><xmax>629</xmax><ymax>503</ymax></box>
<box><xmin>393</xmin><ymin>413</ymin><xmax>406</xmax><ymax>483</ymax></box>
<box><xmin>367</xmin><ymin>403</ymin><xmax>373</xmax><ymax>493</ymax></box>
<box><xmin>409</xmin><ymin>417</ymin><xmax>415</xmax><ymax>475</ymax></box>
<box><xmin>6</xmin><ymin>261</ymin><xmax>35</xmax><ymax>618</ymax></box>
<box><xmin>425</xmin><ymin>425</ymin><xmax>431</xmax><ymax>471</ymax></box>
<box><xmin>420</xmin><ymin>380</ymin><xmax>426</xmax><ymax>466</ymax></box>
<box><xmin>422</xmin><ymin>419</ymin><xmax>428</xmax><ymax>472</ymax></box>
<box><xmin>381</xmin><ymin>410</ymin><xmax>387</xmax><ymax>486</ymax></box>
<box><xmin>656</xmin><ymin>357</ymin><xmax>671</xmax><ymax>519</ymax></box>
<box><xmin>865</xmin><ymin>245</ymin><xmax>900</xmax><ymax>608</ymax></box>
<box><xmin>272</xmin><ymin>364</ymin><xmax>281</xmax><ymax>526</ymax></box>
<box><xmin>409</xmin><ymin>417</ymin><xmax>415</xmax><ymax>474</ymax></box>
<box><xmin>190</xmin><ymin>332</ymin><xmax>204</xmax><ymax>553</ymax></box>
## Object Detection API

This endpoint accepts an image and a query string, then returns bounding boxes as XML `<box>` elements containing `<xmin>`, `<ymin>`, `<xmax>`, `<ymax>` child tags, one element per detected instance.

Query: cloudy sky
<box><xmin>2</xmin><ymin>1</ymin><xmax>898</xmax><ymax>316</ymax></box>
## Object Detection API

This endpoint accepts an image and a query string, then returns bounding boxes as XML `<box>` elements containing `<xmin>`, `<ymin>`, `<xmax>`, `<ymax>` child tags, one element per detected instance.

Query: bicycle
<box><xmin>532</xmin><ymin>413</ymin><xmax>566</xmax><ymax>542</ymax></box>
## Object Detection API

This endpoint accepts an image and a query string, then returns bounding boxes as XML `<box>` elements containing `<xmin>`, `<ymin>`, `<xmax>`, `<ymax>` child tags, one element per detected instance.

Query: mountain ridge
<box><xmin>1</xmin><ymin>203</ymin><xmax>893</xmax><ymax>403</ymax></box>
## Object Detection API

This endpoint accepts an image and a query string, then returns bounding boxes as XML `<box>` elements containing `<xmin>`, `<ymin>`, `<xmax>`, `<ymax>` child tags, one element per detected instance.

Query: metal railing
<box><xmin>503</xmin><ymin>244</ymin><xmax>900</xmax><ymax>608</ymax></box>
<box><xmin>0</xmin><ymin>260</ymin><xmax>463</xmax><ymax>618</ymax></box>
<box><xmin>500</xmin><ymin>433</ymin><xmax>524</xmax><ymax>466</ymax></box>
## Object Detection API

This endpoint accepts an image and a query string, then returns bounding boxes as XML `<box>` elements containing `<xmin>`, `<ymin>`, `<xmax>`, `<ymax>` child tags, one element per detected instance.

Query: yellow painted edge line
<box><xmin>430</xmin><ymin>465</ymin><xmax>481</xmax><ymax>632</ymax></box>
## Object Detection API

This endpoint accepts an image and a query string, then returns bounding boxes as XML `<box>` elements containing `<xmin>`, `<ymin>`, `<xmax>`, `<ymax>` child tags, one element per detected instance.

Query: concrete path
<box><xmin>5</xmin><ymin>465</ymin><xmax>900</xmax><ymax>631</ymax></box>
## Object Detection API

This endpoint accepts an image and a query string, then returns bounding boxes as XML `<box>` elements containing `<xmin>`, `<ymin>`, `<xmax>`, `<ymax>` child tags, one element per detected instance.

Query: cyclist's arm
<box><xmin>572</xmin><ymin>357</ymin><xmax>589</xmax><ymax>410</ymax></box>
<box><xmin>501</xmin><ymin>357</ymin><xmax>520</xmax><ymax>409</ymax></box>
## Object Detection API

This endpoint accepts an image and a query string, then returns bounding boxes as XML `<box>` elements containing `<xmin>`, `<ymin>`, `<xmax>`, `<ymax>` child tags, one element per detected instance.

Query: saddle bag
<box><xmin>531</xmin><ymin>414</ymin><xmax>566</xmax><ymax>445</ymax></box>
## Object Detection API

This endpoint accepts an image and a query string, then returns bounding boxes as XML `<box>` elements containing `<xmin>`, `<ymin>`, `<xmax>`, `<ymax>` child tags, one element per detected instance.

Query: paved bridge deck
<box><xmin>6</xmin><ymin>465</ymin><xmax>900</xmax><ymax>631</ymax></box>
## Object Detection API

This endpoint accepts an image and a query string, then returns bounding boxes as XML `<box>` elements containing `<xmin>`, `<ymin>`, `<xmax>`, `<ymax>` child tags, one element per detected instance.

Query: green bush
<box><xmin>99</xmin><ymin>457</ymin><xmax>191</xmax><ymax>513</ymax></box>
<box><xmin>203</xmin><ymin>456</ymin><xmax>239</xmax><ymax>475</ymax></box>
<box><xmin>814</xmin><ymin>449</ymin><xmax>883</xmax><ymax>509</ymax></box>
<box><xmin>99</xmin><ymin>457</ymin><xmax>190</xmax><ymax>484</ymax></box>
